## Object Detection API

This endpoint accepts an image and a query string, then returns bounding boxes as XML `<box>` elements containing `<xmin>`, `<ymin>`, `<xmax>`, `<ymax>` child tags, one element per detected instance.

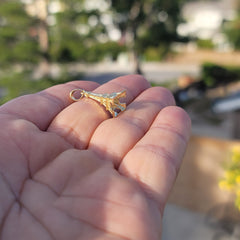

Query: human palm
<box><xmin>0</xmin><ymin>75</ymin><xmax>191</xmax><ymax>240</ymax></box>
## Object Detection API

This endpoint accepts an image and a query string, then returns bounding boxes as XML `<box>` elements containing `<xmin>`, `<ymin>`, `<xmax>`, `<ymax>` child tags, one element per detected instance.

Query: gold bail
<box><xmin>69</xmin><ymin>89</ymin><xmax>84</xmax><ymax>101</ymax></box>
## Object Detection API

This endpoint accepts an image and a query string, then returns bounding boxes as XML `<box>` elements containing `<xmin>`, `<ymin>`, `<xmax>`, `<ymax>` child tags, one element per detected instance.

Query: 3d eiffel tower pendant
<box><xmin>69</xmin><ymin>89</ymin><xmax>127</xmax><ymax>118</ymax></box>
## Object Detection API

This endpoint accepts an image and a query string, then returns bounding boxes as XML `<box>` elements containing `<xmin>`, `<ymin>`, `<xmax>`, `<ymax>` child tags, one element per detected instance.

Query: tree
<box><xmin>109</xmin><ymin>0</ymin><xmax>186</xmax><ymax>73</ymax></box>
<box><xmin>0</xmin><ymin>0</ymin><xmax>125</xmax><ymax>77</ymax></box>
<box><xmin>223</xmin><ymin>15</ymin><xmax>240</xmax><ymax>50</ymax></box>
<box><xmin>49</xmin><ymin>0</ymin><xmax>108</xmax><ymax>62</ymax></box>
<box><xmin>28</xmin><ymin>0</ymin><xmax>51</xmax><ymax>78</ymax></box>
<box><xmin>0</xmin><ymin>0</ymin><xmax>39</xmax><ymax>66</ymax></box>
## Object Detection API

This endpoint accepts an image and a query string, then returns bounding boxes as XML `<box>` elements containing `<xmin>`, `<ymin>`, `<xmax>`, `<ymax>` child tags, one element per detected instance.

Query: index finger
<box><xmin>0</xmin><ymin>81</ymin><xmax>99</xmax><ymax>130</ymax></box>
<box><xmin>48</xmin><ymin>75</ymin><xmax>151</xmax><ymax>149</ymax></box>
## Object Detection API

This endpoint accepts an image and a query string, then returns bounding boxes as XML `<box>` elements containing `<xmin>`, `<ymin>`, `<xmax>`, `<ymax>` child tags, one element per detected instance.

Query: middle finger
<box><xmin>47</xmin><ymin>75</ymin><xmax>150</xmax><ymax>149</ymax></box>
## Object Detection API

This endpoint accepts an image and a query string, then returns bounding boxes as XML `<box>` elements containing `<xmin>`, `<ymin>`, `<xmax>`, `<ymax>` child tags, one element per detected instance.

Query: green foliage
<box><xmin>109</xmin><ymin>0</ymin><xmax>187</xmax><ymax>72</ymax></box>
<box><xmin>0</xmin><ymin>70</ymin><xmax>83</xmax><ymax>105</ymax></box>
<box><xmin>109</xmin><ymin>0</ymin><xmax>185</xmax><ymax>50</ymax></box>
<box><xmin>84</xmin><ymin>41</ymin><xmax>126</xmax><ymax>62</ymax></box>
<box><xmin>0</xmin><ymin>0</ymin><xmax>190</xmax><ymax>67</ymax></box>
<box><xmin>100</xmin><ymin>41</ymin><xmax>127</xmax><ymax>61</ymax></box>
<box><xmin>223</xmin><ymin>14</ymin><xmax>240</xmax><ymax>50</ymax></box>
<box><xmin>143</xmin><ymin>45</ymin><xmax>169</xmax><ymax>61</ymax></box>
<box><xmin>50</xmin><ymin>38</ymin><xmax>125</xmax><ymax>63</ymax></box>
<box><xmin>0</xmin><ymin>0</ymin><xmax>126</xmax><ymax>66</ymax></box>
<box><xmin>201</xmin><ymin>62</ymin><xmax>240</xmax><ymax>88</ymax></box>
<box><xmin>49</xmin><ymin>0</ymin><xmax>108</xmax><ymax>63</ymax></box>
<box><xmin>219</xmin><ymin>147</ymin><xmax>240</xmax><ymax>211</ymax></box>
<box><xmin>0</xmin><ymin>0</ymin><xmax>39</xmax><ymax>65</ymax></box>
<box><xmin>0</xmin><ymin>71</ymin><xmax>50</xmax><ymax>104</ymax></box>
<box><xmin>196</xmin><ymin>39</ymin><xmax>215</xmax><ymax>49</ymax></box>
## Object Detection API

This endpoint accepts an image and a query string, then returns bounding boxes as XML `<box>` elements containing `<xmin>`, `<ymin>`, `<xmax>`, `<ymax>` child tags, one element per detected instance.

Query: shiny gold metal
<box><xmin>69</xmin><ymin>89</ymin><xmax>127</xmax><ymax>117</ymax></box>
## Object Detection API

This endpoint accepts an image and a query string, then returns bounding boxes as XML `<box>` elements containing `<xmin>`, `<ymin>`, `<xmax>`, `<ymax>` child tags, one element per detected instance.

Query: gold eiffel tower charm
<box><xmin>69</xmin><ymin>89</ymin><xmax>127</xmax><ymax>118</ymax></box>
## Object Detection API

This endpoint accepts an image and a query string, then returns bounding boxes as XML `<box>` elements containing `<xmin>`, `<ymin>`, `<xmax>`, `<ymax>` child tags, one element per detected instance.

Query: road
<box><xmin>77</xmin><ymin>62</ymin><xmax>200</xmax><ymax>84</ymax></box>
<box><xmin>77</xmin><ymin>61</ymin><xmax>238</xmax><ymax>140</ymax></box>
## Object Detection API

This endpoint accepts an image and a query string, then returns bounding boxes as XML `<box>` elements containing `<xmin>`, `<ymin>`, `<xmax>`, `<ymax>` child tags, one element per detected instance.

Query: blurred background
<box><xmin>1</xmin><ymin>0</ymin><xmax>240</xmax><ymax>239</ymax></box>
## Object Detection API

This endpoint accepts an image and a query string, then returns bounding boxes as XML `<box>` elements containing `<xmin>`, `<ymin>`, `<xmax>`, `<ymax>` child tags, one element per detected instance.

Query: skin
<box><xmin>0</xmin><ymin>75</ymin><xmax>191</xmax><ymax>240</ymax></box>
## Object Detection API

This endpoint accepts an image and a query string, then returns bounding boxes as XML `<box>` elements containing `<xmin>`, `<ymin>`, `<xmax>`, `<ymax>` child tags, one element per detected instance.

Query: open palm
<box><xmin>0</xmin><ymin>75</ymin><xmax>191</xmax><ymax>240</ymax></box>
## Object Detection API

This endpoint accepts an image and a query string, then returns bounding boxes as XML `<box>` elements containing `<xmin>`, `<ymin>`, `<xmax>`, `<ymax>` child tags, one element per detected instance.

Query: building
<box><xmin>177</xmin><ymin>0</ymin><xmax>238</xmax><ymax>50</ymax></box>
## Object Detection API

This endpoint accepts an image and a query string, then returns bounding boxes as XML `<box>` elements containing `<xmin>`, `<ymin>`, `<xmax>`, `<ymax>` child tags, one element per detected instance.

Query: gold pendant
<box><xmin>69</xmin><ymin>89</ymin><xmax>127</xmax><ymax>118</ymax></box>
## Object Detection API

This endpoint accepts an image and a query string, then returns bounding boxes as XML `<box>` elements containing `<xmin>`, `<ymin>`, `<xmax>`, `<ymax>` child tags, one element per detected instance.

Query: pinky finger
<box><xmin>118</xmin><ymin>106</ymin><xmax>191</xmax><ymax>212</ymax></box>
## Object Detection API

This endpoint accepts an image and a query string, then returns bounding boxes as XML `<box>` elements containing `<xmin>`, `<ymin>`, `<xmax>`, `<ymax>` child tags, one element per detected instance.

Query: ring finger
<box><xmin>88</xmin><ymin>87</ymin><xmax>175</xmax><ymax>167</ymax></box>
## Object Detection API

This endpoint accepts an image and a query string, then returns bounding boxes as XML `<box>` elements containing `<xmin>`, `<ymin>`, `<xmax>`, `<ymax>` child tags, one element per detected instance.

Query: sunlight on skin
<box><xmin>0</xmin><ymin>75</ymin><xmax>191</xmax><ymax>240</ymax></box>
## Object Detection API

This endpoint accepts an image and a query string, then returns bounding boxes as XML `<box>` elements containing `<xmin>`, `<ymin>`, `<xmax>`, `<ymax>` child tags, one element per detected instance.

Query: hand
<box><xmin>0</xmin><ymin>75</ymin><xmax>191</xmax><ymax>240</ymax></box>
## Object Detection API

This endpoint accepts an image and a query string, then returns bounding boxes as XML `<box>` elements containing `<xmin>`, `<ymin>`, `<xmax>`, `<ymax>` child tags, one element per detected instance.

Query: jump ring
<box><xmin>69</xmin><ymin>89</ymin><xmax>84</xmax><ymax>101</ymax></box>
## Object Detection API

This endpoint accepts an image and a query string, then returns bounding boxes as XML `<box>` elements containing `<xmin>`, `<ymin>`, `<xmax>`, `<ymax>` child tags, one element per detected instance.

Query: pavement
<box><xmin>162</xmin><ymin>204</ymin><xmax>240</xmax><ymax>240</ymax></box>
<box><xmin>82</xmin><ymin>62</ymin><xmax>240</xmax><ymax>240</ymax></box>
<box><xmin>83</xmin><ymin>61</ymin><xmax>236</xmax><ymax>140</ymax></box>
<box><xmin>80</xmin><ymin>61</ymin><xmax>200</xmax><ymax>84</ymax></box>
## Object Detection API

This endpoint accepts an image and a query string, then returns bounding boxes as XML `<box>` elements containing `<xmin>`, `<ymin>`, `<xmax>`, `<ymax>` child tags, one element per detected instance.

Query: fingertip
<box><xmin>118</xmin><ymin>74</ymin><xmax>151</xmax><ymax>86</ymax></box>
<box><xmin>161</xmin><ymin>106</ymin><xmax>191</xmax><ymax>126</ymax></box>
<box><xmin>149</xmin><ymin>87</ymin><xmax>176</xmax><ymax>106</ymax></box>
<box><xmin>66</xmin><ymin>80</ymin><xmax>100</xmax><ymax>89</ymax></box>
<box><xmin>113</xmin><ymin>74</ymin><xmax>151</xmax><ymax>91</ymax></box>
<box><xmin>157</xmin><ymin>106</ymin><xmax>192</xmax><ymax>140</ymax></box>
